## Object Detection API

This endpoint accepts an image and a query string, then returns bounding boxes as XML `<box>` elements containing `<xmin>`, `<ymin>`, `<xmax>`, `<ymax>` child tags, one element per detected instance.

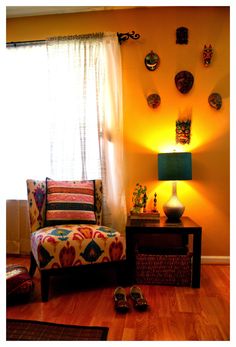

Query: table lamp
<box><xmin>158</xmin><ymin>152</ymin><xmax>192</xmax><ymax>221</ymax></box>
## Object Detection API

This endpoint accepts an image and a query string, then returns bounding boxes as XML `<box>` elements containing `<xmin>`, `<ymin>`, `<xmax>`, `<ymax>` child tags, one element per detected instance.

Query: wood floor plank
<box><xmin>6</xmin><ymin>256</ymin><xmax>230</xmax><ymax>341</ymax></box>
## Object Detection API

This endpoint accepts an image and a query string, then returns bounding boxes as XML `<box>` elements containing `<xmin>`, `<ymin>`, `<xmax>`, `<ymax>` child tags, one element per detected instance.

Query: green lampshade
<box><xmin>158</xmin><ymin>152</ymin><xmax>192</xmax><ymax>180</ymax></box>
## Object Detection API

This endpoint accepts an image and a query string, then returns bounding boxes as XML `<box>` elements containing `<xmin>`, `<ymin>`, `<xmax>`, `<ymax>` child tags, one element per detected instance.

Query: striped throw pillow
<box><xmin>45</xmin><ymin>179</ymin><xmax>96</xmax><ymax>226</ymax></box>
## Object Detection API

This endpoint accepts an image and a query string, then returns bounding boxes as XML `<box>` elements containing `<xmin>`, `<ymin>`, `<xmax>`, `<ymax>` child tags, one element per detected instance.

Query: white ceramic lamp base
<box><xmin>163</xmin><ymin>182</ymin><xmax>185</xmax><ymax>221</ymax></box>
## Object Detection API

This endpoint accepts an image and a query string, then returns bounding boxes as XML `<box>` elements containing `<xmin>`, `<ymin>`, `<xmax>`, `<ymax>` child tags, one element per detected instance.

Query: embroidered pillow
<box><xmin>45</xmin><ymin>178</ymin><xmax>96</xmax><ymax>226</ymax></box>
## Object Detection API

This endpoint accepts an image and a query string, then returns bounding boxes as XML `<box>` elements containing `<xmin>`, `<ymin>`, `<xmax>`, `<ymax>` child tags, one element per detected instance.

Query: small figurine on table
<box><xmin>143</xmin><ymin>192</ymin><xmax>148</xmax><ymax>212</ymax></box>
<box><xmin>152</xmin><ymin>192</ymin><xmax>157</xmax><ymax>212</ymax></box>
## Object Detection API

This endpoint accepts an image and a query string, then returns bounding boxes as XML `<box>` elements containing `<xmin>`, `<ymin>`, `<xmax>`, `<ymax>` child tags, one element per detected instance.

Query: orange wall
<box><xmin>7</xmin><ymin>6</ymin><xmax>230</xmax><ymax>257</ymax></box>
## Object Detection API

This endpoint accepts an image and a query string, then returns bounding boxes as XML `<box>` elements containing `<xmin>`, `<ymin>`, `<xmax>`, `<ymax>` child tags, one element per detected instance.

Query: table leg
<box><xmin>192</xmin><ymin>229</ymin><xmax>202</xmax><ymax>288</ymax></box>
<box><xmin>125</xmin><ymin>230</ymin><xmax>136</xmax><ymax>285</ymax></box>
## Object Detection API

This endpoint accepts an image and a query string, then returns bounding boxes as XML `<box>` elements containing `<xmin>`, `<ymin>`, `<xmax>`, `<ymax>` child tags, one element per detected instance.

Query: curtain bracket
<box><xmin>117</xmin><ymin>31</ymin><xmax>141</xmax><ymax>45</ymax></box>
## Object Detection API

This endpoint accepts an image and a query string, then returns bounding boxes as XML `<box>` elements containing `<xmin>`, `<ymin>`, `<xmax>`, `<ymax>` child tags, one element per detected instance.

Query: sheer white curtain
<box><xmin>46</xmin><ymin>33</ymin><xmax>126</xmax><ymax>231</ymax></box>
<box><xmin>99</xmin><ymin>33</ymin><xmax>127</xmax><ymax>232</ymax></box>
<box><xmin>46</xmin><ymin>34</ymin><xmax>103</xmax><ymax>180</ymax></box>
<box><xmin>5</xmin><ymin>33</ymin><xmax>126</xmax><ymax>232</ymax></box>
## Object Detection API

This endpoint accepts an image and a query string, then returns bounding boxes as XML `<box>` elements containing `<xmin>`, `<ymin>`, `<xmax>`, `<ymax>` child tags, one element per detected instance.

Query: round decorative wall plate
<box><xmin>147</xmin><ymin>93</ymin><xmax>161</xmax><ymax>108</ymax></box>
<box><xmin>208</xmin><ymin>93</ymin><xmax>222</xmax><ymax>110</ymax></box>
<box><xmin>144</xmin><ymin>51</ymin><xmax>160</xmax><ymax>71</ymax></box>
<box><xmin>175</xmin><ymin>71</ymin><xmax>194</xmax><ymax>94</ymax></box>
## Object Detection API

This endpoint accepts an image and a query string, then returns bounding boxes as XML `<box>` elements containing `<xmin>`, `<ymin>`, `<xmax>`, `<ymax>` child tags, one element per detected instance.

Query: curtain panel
<box><xmin>99</xmin><ymin>33</ymin><xmax>127</xmax><ymax>232</ymax></box>
<box><xmin>46</xmin><ymin>32</ymin><xmax>127</xmax><ymax>232</ymax></box>
<box><xmin>46</xmin><ymin>33</ymin><xmax>104</xmax><ymax>181</ymax></box>
<box><xmin>5</xmin><ymin>32</ymin><xmax>127</xmax><ymax>254</ymax></box>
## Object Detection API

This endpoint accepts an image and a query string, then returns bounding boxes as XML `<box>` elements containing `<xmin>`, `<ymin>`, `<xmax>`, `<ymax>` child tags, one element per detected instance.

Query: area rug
<box><xmin>7</xmin><ymin>319</ymin><xmax>109</xmax><ymax>341</ymax></box>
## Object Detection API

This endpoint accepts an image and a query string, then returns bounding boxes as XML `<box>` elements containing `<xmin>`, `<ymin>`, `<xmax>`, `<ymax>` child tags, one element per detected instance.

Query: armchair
<box><xmin>26</xmin><ymin>179</ymin><xmax>126</xmax><ymax>301</ymax></box>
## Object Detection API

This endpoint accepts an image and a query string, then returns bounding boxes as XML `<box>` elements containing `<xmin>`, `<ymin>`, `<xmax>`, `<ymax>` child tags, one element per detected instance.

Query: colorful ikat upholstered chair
<box><xmin>26</xmin><ymin>179</ymin><xmax>126</xmax><ymax>301</ymax></box>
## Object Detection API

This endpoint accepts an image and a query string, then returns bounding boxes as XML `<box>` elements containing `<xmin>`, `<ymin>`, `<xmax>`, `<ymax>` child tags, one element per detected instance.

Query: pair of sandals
<box><xmin>114</xmin><ymin>286</ymin><xmax>148</xmax><ymax>313</ymax></box>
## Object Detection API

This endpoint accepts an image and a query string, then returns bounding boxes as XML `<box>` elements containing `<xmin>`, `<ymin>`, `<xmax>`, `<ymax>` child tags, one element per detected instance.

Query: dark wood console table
<box><xmin>126</xmin><ymin>216</ymin><xmax>202</xmax><ymax>288</ymax></box>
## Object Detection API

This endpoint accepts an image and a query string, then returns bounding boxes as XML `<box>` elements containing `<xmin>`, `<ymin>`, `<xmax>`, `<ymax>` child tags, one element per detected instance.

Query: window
<box><xmin>5</xmin><ymin>44</ymin><xmax>51</xmax><ymax>199</ymax></box>
<box><xmin>5</xmin><ymin>38</ymin><xmax>102</xmax><ymax>199</ymax></box>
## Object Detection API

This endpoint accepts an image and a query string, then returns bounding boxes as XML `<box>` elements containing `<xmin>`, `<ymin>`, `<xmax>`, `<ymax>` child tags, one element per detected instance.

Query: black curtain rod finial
<box><xmin>117</xmin><ymin>31</ymin><xmax>141</xmax><ymax>45</ymax></box>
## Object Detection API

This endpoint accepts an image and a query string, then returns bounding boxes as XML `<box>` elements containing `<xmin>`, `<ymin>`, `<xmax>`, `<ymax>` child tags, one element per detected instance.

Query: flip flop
<box><xmin>113</xmin><ymin>287</ymin><xmax>129</xmax><ymax>313</ymax></box>
<box><xmin>130</xmin><ymin>285</ymin><xmax>148</xmax><ymax>311</ymax></box>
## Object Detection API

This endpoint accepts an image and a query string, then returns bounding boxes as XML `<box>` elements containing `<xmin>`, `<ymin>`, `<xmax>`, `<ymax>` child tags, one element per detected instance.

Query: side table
<box><xmin>126</xmin><ymin>216</ymin><xmax>202</xmax><ymax>288</ymax></box>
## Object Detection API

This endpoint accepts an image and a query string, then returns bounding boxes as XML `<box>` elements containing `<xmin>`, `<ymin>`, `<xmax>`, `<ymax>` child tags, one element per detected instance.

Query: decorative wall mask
<box><xmin>175</xmin><ymin>71</ymin><xmax>194</xmax><ymax>94</ymax></box>
<box><xmin>176</xmin><ymin>119</ymin><xmax>191</xmax><ymax>144</ymax></box>
<box><xmin>203</xmin><ymin>44</ymin><xmax>213</xmax><ymax>67</ymax></box>
<box><xmin>144</xmin><ymin>51</ymin><xmax>160</xmax><ymax>71</ymax></box>
<box><xmin>208</xmin><ymin>93</ymin><xmax>222</xmax><ymax>110</ymax></box>
<box><xmin>176</xmin><ymin>27</ymin><xmax>188</xmax><ymax>44</ymax></box>
<box><xmin>147</xmin><ymin>93</ymin><xmax>161</xmax><ymax>109</ymax></box>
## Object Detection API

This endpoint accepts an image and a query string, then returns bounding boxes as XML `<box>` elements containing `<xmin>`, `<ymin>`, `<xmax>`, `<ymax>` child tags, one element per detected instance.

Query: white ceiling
<box><xmin>6</xmin><ymin>6</ymin><xmax>137</xmax><ymax>18</ymax></box>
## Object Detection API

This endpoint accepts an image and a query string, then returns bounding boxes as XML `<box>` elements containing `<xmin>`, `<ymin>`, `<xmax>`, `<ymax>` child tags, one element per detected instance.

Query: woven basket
<box><xmin>136</xmin><ymin>253</ymin><xmax>192</xmax><ymax>286</ymax></box>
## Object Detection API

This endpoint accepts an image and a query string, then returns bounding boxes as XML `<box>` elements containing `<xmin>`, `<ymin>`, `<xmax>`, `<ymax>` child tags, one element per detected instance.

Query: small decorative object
<box><xmin>143</xmin><ymin>192</ymin><xmax>148</xmax><ymax>212</ymax></box>
<box><xmin>176</xmin><ymin>119</ymin><xmax>191</xmax><ymax>144</ymax></box>
<box><xmin>175</xmin><ymin>71</ymin><xmax>194</xmax><ymax>94</ymax></box>
<box><xmin>147</xmin><ymin>93</ymin><xmax>161</xmax><ymax>109</ymax></box>
<box><xmin>144</xmin><ymin>51</ymin><xmax>160</xmax><ymax>71</ymax></box>
<box><xmin>203</xmin><ymin>44</ymin><xmax>213</xmax><ymax>67</ymax></box>
<box><xmin>176</xmin><ymin>27</ymin><xmax>188</xmax><ymax>44</ymax></box>
<box><xmin>208</xmin><ymin>93</ymin><xmax>222</xmax><ymax>110</ymax></box>
<box><xmin>131</xmin><ymin>183</ymin><xmax>147</xmax><ymax>214</ymax></box>
<box><xmin>152</xmin><ymin>192</ymin><xmax>157</xmax><ymax>212</ymax></box>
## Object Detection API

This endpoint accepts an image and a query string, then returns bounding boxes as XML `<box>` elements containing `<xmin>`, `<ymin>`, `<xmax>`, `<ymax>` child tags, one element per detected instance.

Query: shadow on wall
<box><xmin>190</xmin><ymin>131</ymin><xmax>230</xmax><ymax>219</ymax></box>
<box><xmin>212</xmin><ymin>73</ymin><xmax>230</xmax><ymax>98</ymax></box>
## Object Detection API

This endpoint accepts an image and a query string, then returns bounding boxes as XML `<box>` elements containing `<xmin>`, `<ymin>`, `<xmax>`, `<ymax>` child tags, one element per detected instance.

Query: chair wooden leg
<box><xmin>41</xmin><ymin>271</ymin><xmax>50</xmax><ymax>302</ymax></box>
<box><xmin>29</xmin><ymin>252</ymin><xmax>37</xmax><ymax>277</ymax></box>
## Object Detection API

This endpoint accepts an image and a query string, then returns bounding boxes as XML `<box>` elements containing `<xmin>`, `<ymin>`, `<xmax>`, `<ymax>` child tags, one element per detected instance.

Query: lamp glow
<box><xmin>158</xmin><ymin>152</ymin><xmax>192</xmax><ymax>221</ymax></box>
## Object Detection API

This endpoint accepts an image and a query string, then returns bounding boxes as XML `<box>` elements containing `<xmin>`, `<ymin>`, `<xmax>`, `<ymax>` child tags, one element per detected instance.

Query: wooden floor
<box><xmin>6</xmin><ymin>255</ymin><xmax>230</xmax><ymax>341</ymax></box>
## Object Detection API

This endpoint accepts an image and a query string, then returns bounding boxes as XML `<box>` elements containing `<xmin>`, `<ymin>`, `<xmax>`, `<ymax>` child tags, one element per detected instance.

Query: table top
<box><xmin>126</xmin><ymin>216</ymin><xmax>201</xmax><ymax>229</ymax></box>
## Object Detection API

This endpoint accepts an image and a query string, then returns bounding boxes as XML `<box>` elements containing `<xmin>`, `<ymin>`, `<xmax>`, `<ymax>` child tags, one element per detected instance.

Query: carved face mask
<box><xmin>203</xmin><ymin>45</ymin><xmax>213</xmax><ymax>67</ymax></box>
<box><xmin>176</xmin><ymin>120</ymin><xmax>191</xmax><ymax>144</ymax></box>
<box><xmin>144</xmin><ymin>51</ymin><xmax>160</xmax><ymax>71</ymax></box>
<box><xmin>147</xmin><ymin>94</ymin><xmax>161</xmax><ymax>108</ymax></box>
<box><xmin>176</xmin><ymin>27</ymin><xmax>188</xmax><ymax>44</ymax></box>
<box><xmin>175</xmin><ymin>71</ymin><xmax>194</xmax><ymax>94</ymax></box>
<box><xmin>208</xmin><ymin>93</ymin><xmax>222</xmax><ymax>110</ymax></box>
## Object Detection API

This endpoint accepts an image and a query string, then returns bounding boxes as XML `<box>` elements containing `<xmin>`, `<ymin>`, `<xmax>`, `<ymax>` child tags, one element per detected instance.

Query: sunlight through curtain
<box><xmin>46</xmin><ymin>34</ymin><xmax>103</xmax><ymax>181</ymax></box>
<box><xmin>5</xmin><ymin>32</ymin><xmax>126</xmax><ymax>233</ymax></box>
<box><xmin>4</xmin><ymin>43</ymin><xmax>51</xmax><ymax>199</ymax></box>
<box><xmin>46</xmin><ymin>33</ymin><xmax>126</xmax><ymax>231</ymax></box>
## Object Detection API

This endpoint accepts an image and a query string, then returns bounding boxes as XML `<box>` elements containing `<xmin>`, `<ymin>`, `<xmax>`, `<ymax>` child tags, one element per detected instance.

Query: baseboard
<box><xmin>201</xmin><ymin>256</ymin><xmax>230</xmax><ymax>264</ymax></box>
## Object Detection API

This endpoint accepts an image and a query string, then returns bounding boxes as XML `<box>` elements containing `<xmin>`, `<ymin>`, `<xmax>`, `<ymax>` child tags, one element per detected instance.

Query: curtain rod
<box><xmin>7</xmin><ymin>31</ymin><xmax>140</xmax><ymax>46</ymax></box>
